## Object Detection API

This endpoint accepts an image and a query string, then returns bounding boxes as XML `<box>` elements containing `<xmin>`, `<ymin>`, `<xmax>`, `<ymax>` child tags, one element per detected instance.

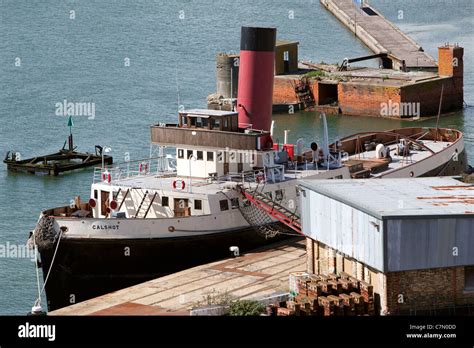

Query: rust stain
<box><xmin>90</xmin><ymin>302</ymin><xmax>189</xmax><ymax>316</ymax></box>
<box><xmin>431</xmin><ymin>185</ymin><xmax>474</xmax><ymax>191</ymax></box>
<box><xmin>417</xmin><ymin>195</ymin><xmax>474</xmax><ymax>200</ymax></box>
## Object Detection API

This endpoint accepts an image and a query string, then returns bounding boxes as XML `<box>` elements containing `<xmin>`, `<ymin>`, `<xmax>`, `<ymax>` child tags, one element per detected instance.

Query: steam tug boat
<box><xmin>30</xmin><ymin>27</ymin><xmax>468</xmax><ymax>311</ymax></box>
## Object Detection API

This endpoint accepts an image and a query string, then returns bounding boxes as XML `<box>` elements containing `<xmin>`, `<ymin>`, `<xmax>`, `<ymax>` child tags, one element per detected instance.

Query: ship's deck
<box><xmin>100</xmin><ymin>140</ymin><xmax>452</xmax><ymax>192</ymax></box>
<box><xmin>348</xmin><ymin>140</ymin><xmax>451</xmax><ymax>177</ymax></box>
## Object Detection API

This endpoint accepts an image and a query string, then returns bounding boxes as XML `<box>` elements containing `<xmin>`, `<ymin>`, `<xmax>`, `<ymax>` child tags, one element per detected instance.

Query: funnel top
<box><xmin>240</xmin><ymin>27</ymin><xmax>276</xmax><ymax>52</ymax></box>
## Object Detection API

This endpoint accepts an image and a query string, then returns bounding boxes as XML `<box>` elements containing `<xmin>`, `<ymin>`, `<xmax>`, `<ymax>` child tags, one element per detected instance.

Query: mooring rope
<box><xmin>33</xmin><ymin>229</ymin><xmax>63</xmax><ymax>308</ymax></box>
<box><xmin>32</xmin><ymin>229</ymin><xmax>42</xmax><ymax>307</ymax></box>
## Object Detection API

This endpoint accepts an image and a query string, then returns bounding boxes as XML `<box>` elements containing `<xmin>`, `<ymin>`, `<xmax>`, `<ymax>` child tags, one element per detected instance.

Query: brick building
<box><xmin>298</xmin><ymin>177</ymin><xmax>474</xmax><ymax>315</ymax></box>
<box><xmin>273</xmin><ymin>44</ymin><xmax>464</xmax><ymax>118</ymax></box>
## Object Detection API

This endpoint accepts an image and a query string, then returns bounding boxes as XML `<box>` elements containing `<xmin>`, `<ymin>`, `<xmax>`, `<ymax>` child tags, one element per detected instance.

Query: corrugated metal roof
<box><xmin>299</xmin><ymin>177</ymin><xmax>474</xmax><ymax>219</ymax></box>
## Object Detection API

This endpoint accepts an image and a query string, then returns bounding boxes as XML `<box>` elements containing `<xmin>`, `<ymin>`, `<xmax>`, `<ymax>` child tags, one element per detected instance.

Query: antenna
<box><xmin>435</xmin><ymin>83</ymin><xmax>444</xmax><ymax>141</ymax></box>
<box><xmin>175</xmin><ymin>63</ymin><xmax>181</xmax><ymax>111</ymax></box>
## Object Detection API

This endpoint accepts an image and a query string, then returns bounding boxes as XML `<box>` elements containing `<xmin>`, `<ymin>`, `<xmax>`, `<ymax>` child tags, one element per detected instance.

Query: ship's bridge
<box><xmin>151</xmin><ymin>109</ymin><xmax>275</xmax><ymax>179</ymax></box>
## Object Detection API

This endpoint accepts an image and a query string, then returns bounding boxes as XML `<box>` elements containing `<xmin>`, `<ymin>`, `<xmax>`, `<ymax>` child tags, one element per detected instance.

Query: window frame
<box><xmin>219</xmin><ymin>199</ymin><xmax>229</xmax><ymax>211</ymax></box>
<box><xmin>194</xmin><ymin>199</ymin><xmax>202</xmax><ymax>210</ymax></box>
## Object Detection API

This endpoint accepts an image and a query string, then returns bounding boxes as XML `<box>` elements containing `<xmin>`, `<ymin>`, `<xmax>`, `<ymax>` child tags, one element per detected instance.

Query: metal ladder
<box><xmin>135</xmin><ymin>191</ymin><xmax>157</xmax><ymax>219</ymax></box>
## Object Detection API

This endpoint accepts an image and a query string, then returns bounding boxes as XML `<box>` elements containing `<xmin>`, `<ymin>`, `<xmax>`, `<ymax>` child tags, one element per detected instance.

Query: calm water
<box><xmin>0</xmin><ymin>0</ymin><xmax>472</xmax><ymax>314</ymax></box>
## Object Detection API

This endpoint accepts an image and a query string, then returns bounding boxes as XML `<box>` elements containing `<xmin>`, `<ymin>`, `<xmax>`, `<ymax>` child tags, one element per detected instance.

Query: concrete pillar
<box><xmin>351</xmin><ymin>259</ymin><xmax>357</xmax><ymax>278</ymax></box>
<box><xmin>216</xmin><ymin>53</ymin><xmax>239</xmax><ymax>98</ymax></box>
<box><xmin>356</xmin><ymin>261</ymin><xmax>364</xmax><ymax>281</ymax></box>
<box><xmin>313</xmin><ymin>240</ymin><xmax>320</xmax><ymax>275</ymax></box>
<box><xmin>380</xmin><ymin>272</ymin><xmax>388</xmax><ymax>315</ymax></box>
<box><xmin>364</xmin><ymin>266</ymin><xmax>371</xmax><ymax>283</ymax></box>
<box><xmin>328</xmin><ymin>248</ymin><xmax>336</xmax><ymax>274</ymax></box>
<box><xmin>306</xmin><ymin>237</ymin><xmax>314</xmax><ymax>274</ymax></box>
<box><xmin>336</xmin><ymin>252</ymin><xmax>344</xmax><ymax>275</ymax></box>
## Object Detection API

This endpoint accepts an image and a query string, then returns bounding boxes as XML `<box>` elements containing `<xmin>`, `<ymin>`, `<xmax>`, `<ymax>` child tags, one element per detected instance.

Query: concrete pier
<box><xmin>49</xmin><ymin>238</ymin><xmax>305</xmax><ymax>315</ymax></box>
<box><xmin>321</xmin><ymin>0</ymin><xmax>438</xmax><ymax>71</ymax></box>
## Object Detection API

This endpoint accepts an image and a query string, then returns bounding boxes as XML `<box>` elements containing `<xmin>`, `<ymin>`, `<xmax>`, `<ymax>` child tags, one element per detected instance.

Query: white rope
<box><xmin>33</xmin><ymin>228</ymin><xmax>63</xmax><ymax>307</ymax></box>
<box><xmin>32</xmin><ymin>228</ymin><xmax>42</xmax><ymax>307</ymax></box>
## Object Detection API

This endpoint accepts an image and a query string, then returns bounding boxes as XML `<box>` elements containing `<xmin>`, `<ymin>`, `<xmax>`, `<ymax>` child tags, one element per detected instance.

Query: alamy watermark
<box><xmin>0</xmin><ymin>242</ymin><xmax>36</xmax><ymax>261</ymax></box>
<box><xmin>55</xmin><ymin>99</ymin><xmax>95</xmax><ymax>120</ymax></box>
<box><xmin>380</xmin><ymin>100</ymin><xmax>420</xmax><ymax>118</ymax></box>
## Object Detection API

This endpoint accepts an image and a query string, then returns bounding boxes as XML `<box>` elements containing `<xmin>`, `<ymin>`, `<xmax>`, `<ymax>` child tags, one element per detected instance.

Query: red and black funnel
<box><xmin>237</xmin><ymin>27</ymin><xmax>276</xmax><ymax>133</ymax></box>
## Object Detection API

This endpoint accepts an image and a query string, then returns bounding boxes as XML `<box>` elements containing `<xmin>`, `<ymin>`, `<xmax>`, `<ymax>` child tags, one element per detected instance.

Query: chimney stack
<box><xmin>237</xmin><ymin>27</ymin><xmax>276</xmax><ymax>133</ymax></box>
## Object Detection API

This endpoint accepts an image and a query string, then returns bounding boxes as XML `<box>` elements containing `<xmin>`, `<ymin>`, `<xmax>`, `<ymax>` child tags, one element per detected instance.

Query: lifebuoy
<box><xmin>139</xmin><ymin>162</ymin><xmax>149</xmax><ymax>173</ymax></box>
<box><xmin>102</xmin><ymin>171</ymin><xmax>111</xmax><ymax>183</ymax></box>
<box><xmin>173</xmin><ymin>179</ymin><xmax>185</xmax><ymax>190</ymax></box>
<box><xmin>168</xmin><ymin>226</ymin><xmax>175</xmax><ymax>232</ymax></box>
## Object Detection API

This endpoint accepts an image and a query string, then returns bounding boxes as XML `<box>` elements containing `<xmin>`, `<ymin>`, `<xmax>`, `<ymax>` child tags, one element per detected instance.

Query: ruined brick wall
<box><xmin>401</xmin><ymin>77</ymin><xmax>463</xmax><ymax>116</ymax></box>
<box><xmin>337</xmin><ymin>82</ymin><xmax>401</xmax><ymax>117</ymax></box>
<box><xmin>385</xmin><ymin>267</ymin><xmax>474</xmax><ymax>315</ymax></box>
<box><xmin>273</xmin><ymin>76</ymin><xmax>300</xmax><ymax>104</ymax></box>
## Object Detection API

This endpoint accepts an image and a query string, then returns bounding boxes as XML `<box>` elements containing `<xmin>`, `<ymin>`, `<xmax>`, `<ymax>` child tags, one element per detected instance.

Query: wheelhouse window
<box><xmin>231</xmin><ymin>198</ymin><xmax>239</xmax><ymax>209</ymax></box>
<box><xmin>213</xmin><ymin>119</ymin><xmax>220</xmax><ymax>130</ymax></box>
<box><xmin>196</xmin><ymin>151</ymin><xmax>203</xmax><ymax>160</ymax></box>
<box><xmin>177</xmin><ymin>149</ymin><xmax>184</xmax><ymax>159</ymax></box>
<box><xmin>194</xmin><ymin>199</ymin><xmax>202</xmax><ymax>210</ymax></box>
<box><xmin>207</xmin><ymin>152</ymin><xmax>214</xmax><ymax>161</ymax></box>
<box><xmin>196</xmin><ymin>117</ymin><xmax>202</xmax><ymax>127</ymax></box>
<box><xmin>202</xmin><ymin>118</ymin><xmax>208</xmax><ymax>127</ymax></box>
<box><xmin>187</xmin><ymin>150</ymin><xmax>193</xmax><ymax>159</ymax></box>
<box><xmin>219</xmin><ymin>199</ymin><xmax>229</xmax><ymax>211</ymax></box>
<box><xmin>162</xmin><ymin>196</ymin><xmax>169</xmax><ymax>207</ymax></box>
<box><xmin>190</xmin><ymin>117</ymin><xmax>196</xmax><ymax>127</ymax></box>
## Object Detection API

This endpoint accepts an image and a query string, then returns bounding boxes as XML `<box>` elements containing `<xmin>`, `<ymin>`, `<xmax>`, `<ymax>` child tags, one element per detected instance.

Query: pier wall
<box><xmin>401</xmin><ymin>77</ymin><xmax>463</xmax><ymax>116</ymax></box>
<box><xmin>273</xmin><ymin>76</ymin><xmax>301</xmax><ymax>105</ymax></box>
<box><xmin>337</xmin><ymin>83</ymin><xmax>401</xmax><ymax>117</ymax></box>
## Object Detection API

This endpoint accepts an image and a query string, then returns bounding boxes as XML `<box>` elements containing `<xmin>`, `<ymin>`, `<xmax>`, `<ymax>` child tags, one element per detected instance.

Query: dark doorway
<box><xmin>318</xmin><ymin>83</ymin><xmax>338</xmax><ymax>105</ymax></box>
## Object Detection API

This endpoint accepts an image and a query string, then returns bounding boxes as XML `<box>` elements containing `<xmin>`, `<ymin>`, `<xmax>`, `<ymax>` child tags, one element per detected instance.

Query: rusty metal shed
<box><xmin>299</xmin><ymin>177</ymin><xmax>474</xmax><ymax>273</ymax></box>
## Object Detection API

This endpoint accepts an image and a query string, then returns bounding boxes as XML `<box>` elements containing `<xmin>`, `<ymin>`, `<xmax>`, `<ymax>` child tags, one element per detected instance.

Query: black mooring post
<box><xmin>68</xmin><ymin>134</ymin><xmax>73</xmax><ymax>151</ymax></box>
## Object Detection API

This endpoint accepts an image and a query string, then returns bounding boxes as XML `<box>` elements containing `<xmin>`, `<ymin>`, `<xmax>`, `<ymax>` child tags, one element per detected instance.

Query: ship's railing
<box><xmin>93</xmin><ymin>156</ymin><xmax>176</xmax><ymax>184</ymax></box>
<box><xmin>211</xmin><ymin>165</ymin><xmax>286</xmax><ymax>185</ymax></box>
